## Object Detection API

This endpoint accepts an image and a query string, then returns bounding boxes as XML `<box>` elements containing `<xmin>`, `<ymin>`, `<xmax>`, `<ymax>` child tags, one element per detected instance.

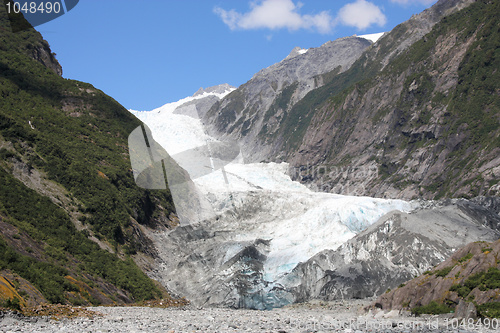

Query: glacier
<box><xmin>129</xmin><ymin>86</ymin><xmax>418</xmax><ymax>309</ymax></box>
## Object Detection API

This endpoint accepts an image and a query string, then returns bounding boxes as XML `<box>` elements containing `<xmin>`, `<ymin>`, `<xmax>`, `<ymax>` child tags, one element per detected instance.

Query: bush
<box><xmin>1</xmin><ymin>297</ymin><xmax>22</xmax><ymax>311</ymax></box>
<box><xmin>449</xmin><ymin>267</ymin><xmax>500</xmax><ymax>299</ymax></box>
<box><xmin>477</xmin><ymin>302</ymin><xmax>500</xmax><ymax>318</ymax></box>
<box><xmin>412</xmin><ymin>301</ymin><xmax>453</xmax><ymax>316</ymax></box>
<box><xmin>435</xmin><ymin>266</ymin><xmax>453</xmax><ymax>277</ymax></box>
<box><xmin>458</xmin><ymin>253</ymin><xmax>473</xmax><ymax>263</ymax></box>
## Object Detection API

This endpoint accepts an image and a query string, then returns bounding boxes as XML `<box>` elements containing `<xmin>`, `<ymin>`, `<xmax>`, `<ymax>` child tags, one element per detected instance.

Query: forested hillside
<box><xmin>0</xmin><ymin>4</ymin><xmax>179</xmax><ymax>310</ymax></box>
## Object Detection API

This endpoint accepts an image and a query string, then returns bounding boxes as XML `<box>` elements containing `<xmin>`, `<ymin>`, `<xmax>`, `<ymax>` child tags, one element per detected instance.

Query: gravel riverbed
<box><xmin>1</xmin><ymin>300</ymin><xmax>498</xmax><ymax>332</ymax></box>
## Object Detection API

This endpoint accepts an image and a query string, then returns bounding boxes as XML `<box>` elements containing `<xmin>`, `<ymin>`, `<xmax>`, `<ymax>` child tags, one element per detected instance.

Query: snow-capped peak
<box><xmin>284</xmin><ymin>46</ymin><xmax>309</xmax><ymax>60</ymax></box>
<box><xmin>357</xmin><ymin>32</ymin><xmax>385</xmax><ymax>43</ymax></box>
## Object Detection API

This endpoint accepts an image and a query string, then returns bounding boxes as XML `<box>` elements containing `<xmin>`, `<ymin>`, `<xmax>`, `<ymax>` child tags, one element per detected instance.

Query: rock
<box><xmin>454</xmin><ymin>300</ymin><xmax>477</xmax><ymax>320</ymax></box>
<box><xmin>372</xmin><ymin>239</ymin><xmax>500</xmax><ymax>315</ymax></box>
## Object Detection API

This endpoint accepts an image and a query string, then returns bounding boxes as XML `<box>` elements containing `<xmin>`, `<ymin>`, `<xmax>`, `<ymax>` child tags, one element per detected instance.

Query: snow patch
<box><xmin>358</xmin><ymin>32</ymin><xmax>385</xmax><ymax>43</ymax></box>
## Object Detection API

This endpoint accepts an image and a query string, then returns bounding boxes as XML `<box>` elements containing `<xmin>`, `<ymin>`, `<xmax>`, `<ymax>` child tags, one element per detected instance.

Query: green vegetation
<box><xmin>416</xmin><ymin>243</ymin><xmax>500</xmax><ymax>318</ymax></box>
<box><xmin>477</xmin><ymin>302</ymin><xmax>500</xmax><ymax>318</ymax></box>
<box><xmin>435</xmin><ymin>266</ymin><xmax>454</xmax><ymax>277</ymax></box>
<box><xmin>0</xmin><ymin>9</ymin><xmax>175</xmax><ymax>245</ymax></box>
<box><xmin>385</xmin><ymin>0</ymin><xmax>500</xmax><ymax>198</ymax></box>
<box><xmin>412</xmin><ymin>301</ymin><xmax>453</xmax><ymax>316</ymax></box>
<box><xmin>447</xmin><ymin>0</ymin><xmax>500</xmax><ymax>151</ymax></box>
<box><xmin>259</xmin><ymin>82</ymin><xmax>299</xmax><ymax>140</ymax></box>
<box><xmin>458</xmin><ymin>253</ymin><xmax>474</xmax><ymax>263</ymax></box>
<box><xmin>0</xmin><ymin>7</ymin><xmax>173</xmax><ymax>304</ymax></box>
<box><xmin>271</xmin><ymin>0</ymin><xmax>499</xmax><ymax>199</ymax></box>
<box><xmin>0</xmin><ymin>167</ymin><xmax>162</xmax><ymax>302</ymax></box>
<box><xmin>449</xmin><ymin>267</ymin><xmax>500</xmax><ymax>298</ymax></box>
<box><xmin>423</xmin><ymin>264</ymin><xmax>456</xmax><ymax>277</ymax></box>
<box><xmin>1</xmin><ymin>296</ymin><xmax>22</xmax><ymax>311</ymax></box>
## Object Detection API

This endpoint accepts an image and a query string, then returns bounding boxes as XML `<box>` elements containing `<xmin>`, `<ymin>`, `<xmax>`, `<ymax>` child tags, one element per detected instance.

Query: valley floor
<box><xmin>1</xmin><ymin>300</ymin><xmax>499</xmax><ymax>333</ymax></box>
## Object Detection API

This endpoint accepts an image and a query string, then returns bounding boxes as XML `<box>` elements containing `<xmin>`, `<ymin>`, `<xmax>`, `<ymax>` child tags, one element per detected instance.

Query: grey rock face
<box><xmin>31</xmin><ymin>40</ymin><xmax>62</xmax><ymax>76</ymax></box>
<box><xmin>202</xmin><ymin>0</ymin><xmax>475</xmax><ymax>166</ymax></box>
<box><xmin>194</xmin><ymin>83</ymin><xmax>235</xmax><ymax>96</ymax></box>
<box><xmin>373</xmin><ymin>0</ymin><xmax>475</xmax><ymax>69</ymax></box>
<box><xmin>202</xmin><ymin>37</ymin><xmax>372</xmax><ymax>162</ymax></box>
<box><xmin>280</xmin><ymin>0</ymin><xmax>497</xmax><ymax>200</ymax></box>
<box><xmin>454</xmin><ymin>300</ymin><xmax>477</xmax><ymax>320</ymax></box>
<box><xmin>283</xmin><ymin>200</ymin><xmax>500</xmax><ymax>303</ymax></box>
<box><xmin>200</xmin><ymin>0</ymin><xmax>493</xmax><ymax>201</ymax></box>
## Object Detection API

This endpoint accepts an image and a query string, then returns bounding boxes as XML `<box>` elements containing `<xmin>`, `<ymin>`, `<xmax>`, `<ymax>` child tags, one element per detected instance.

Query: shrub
<box><xmin>477</xmin><ymin>302</ymin><xmax>500</xmax><ymax>318</ymax></box>
<box><xmin>1</xmin><ymin>297</ymin><xmax>22</xmax><ymax>311</ymax></box>
<box><xmin>435</xmin><ymin>266</ymin><xmax>453</xmax><ymax>277</ymax></box>
<box><xmin>458</xmin><ymin>253</ymin><xmax>473</xmax><ymax>263</ymax></box>
<box><xmin>412</xmin><ymin>301</ymin><xmax>453</xmax><ymax>316</ymax></box>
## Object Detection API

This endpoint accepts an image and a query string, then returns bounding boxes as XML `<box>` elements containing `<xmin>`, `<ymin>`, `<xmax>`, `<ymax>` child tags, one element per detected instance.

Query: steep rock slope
<box><xmin>374</xmin><ymin>238</ymin><xmax>500</xmax><ymax>318</ymax></box>
<box><xmin>203</xmin><ymin>36</ymin><xmax>372</xmax><ymax>162</ymax></box>
<box><xmin>282</xmin><ymin>198</ymin><xmax>500</xmax><ymax>304</ymax></box>
<box><xmin>204</xmin><ymin>0</ymin><xmax>499</xmax><ymax>200</ymax></box>
<box><xmin>0</xmin><ymin>8</ymin><xmax>179</xmax><ymax>309</ymax></box>
<box><xmin>278</xmin><ymin>0</ymin><xmax>499</xmax><ymax>200</ymax></box>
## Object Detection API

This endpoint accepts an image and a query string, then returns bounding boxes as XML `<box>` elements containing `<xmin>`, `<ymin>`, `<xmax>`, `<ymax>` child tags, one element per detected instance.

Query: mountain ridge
<box><xmin>203</xmin><ymin>35</ymin><xmax>373</xmax><ymax>162</ymax></box>
<box><xmin>202</xmin><ymin>0</ymin><xmax>499</xmax><ymax>201</ymax></box>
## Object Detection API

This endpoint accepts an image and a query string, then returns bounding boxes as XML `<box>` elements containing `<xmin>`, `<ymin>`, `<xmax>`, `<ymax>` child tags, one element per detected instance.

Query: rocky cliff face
<box><xmin>283</xmin><ymin>0</ymin><xmax>499</xmax><ymax>200</ymax></box>
<box><xmin>203</xmin><ymin>37</ymin><xmax>372</xmax><ymax>162</ymax></box>
<box><xmin>202</xmin><ymin>0</ymin><xmax>499</xmax><ymax>200</ymax></box>
<box><xmin>373</xmin><ymin>238</ymin><xmax>500</xmax><ymax>319</ymax></box>
<box><xmin>0</xmin><ymin>7</ymin><xmax>62</xmax><ymax>76</ymax></box>
<box><xmin>29</xmin><ymin>39</ymin><xmax>62</xmax><ymax>76</ymax></box>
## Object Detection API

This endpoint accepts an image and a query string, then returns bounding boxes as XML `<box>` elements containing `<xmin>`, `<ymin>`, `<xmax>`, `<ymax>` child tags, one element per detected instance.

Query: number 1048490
<box><xmin>5</xmin><ymin>1</ymin><xmax>61</xmax><ymax>14</ymax></box>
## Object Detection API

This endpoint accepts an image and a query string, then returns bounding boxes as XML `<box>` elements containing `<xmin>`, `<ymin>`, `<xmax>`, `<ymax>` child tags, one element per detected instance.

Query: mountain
<box><xmin>128</xmin><ymin>0</ymin><xmax>500</xmax><ymax>311</ymax></box>
<box><xmin>2</xmin><ymin>0</ymin><xmax>498</xmax><ymax>314</ymax></box>
<box><xmin>202</xmin><ymin>36</ymin><xmax>372</xmax><ymax>162</ymax></box>
<box><xmin>131</xmin><ymin>88</ymin><xmax>499</xmax><ymax>311</ymax></box>
<box><xmin>0</xmin><ymin>7</ymin><xmax>182</xmax><ymax>310</ymax></box>
<box><xmin>203</xmin><ymin>0</ymin><xmax>499</xmax><ymax>200</ymax></box>
<box><xmin>373</xmin><ymin>237</ymin><xmax>500</xmax><ymax>319</ymax></box>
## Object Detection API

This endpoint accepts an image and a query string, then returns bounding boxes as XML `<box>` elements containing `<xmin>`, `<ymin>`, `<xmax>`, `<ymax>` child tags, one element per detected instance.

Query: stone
<box><xmin>454</xmin><ymin>300</ymin><xmax>477</xmax><ymax>320</ymax></box>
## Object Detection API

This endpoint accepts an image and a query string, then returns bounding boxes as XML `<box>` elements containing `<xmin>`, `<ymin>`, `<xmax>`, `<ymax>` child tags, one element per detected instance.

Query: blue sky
<box><xmin>36</xmin><ymin>0</ymin><xmax>437</xmax><ymax>111</ymax></box>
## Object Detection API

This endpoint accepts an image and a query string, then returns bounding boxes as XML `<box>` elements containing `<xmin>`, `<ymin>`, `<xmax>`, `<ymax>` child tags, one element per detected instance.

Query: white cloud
<box><xmin>214</xmin><ymin>0</ymin><xmax>335</xmax><ymax>34</ymax></box>
<box><xmin>337</xmin><ymin>0</ymin><xmax>387</xmax><ymax>30</ymax></box>
<box><xmin>390</xmin><ymin>0</ymin><xmax>436</xmax><ymax>5</ymax></box>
